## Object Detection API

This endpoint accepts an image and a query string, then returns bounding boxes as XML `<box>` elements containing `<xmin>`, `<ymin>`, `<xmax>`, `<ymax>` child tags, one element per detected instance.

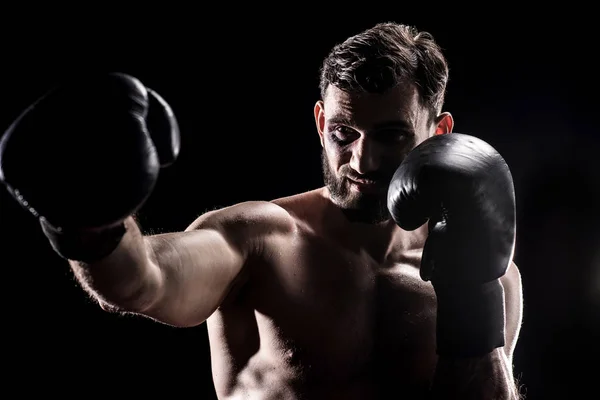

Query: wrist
<box><xmin>40</xmin><ymin>218</ymin><xmax>127</xmax><ymax>263</ymax></box>
<box><xmin>433</xmin><ymin>279</ymin><xmax>505</xmax><ymax>358</ymax></box>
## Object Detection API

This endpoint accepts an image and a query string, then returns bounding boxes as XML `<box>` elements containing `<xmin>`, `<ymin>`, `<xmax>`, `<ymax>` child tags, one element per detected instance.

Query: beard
<box><xmin>321</xmin><ymin>150</ymin><xmax>393</xmax><ymax>224</ymax></box>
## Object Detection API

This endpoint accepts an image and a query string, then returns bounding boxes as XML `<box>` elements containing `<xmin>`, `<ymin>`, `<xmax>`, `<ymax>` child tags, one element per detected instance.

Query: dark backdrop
<box><xmin>1</xmin><ymin>9</ymin><xmax>598</xmax><ymax>400</ymax></box>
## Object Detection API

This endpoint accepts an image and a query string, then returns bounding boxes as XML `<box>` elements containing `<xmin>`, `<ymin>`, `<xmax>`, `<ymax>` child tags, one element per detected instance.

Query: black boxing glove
<box><xmin>387</xmin><ymin>133</ymin><xmax>516</xmax><ymax>358</ymax></box>
<box><xmin>0</xmin><ymin>72</ymin><xmax>180</xmax><ymax>262</ymax></box>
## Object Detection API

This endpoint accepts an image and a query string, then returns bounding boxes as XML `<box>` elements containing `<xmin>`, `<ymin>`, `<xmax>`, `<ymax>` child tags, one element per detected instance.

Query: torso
<box><xmin>206</xmin><ymin>189</ymin><xmax>439</xmax><ymax>399</ymax></box>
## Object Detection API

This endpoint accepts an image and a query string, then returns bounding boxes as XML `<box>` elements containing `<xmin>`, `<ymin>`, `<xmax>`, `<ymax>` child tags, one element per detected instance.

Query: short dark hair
<box><xmin>319</xmin><ymin>22</ymin><xmax>449</xmax><ymax>116</ymax></box>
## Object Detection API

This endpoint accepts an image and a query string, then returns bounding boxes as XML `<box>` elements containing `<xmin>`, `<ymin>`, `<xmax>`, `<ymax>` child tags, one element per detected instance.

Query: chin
<box><xmin>337</xmin><ymin>196</ymin><xmax>391</xmax><ymax>225</ymax></box>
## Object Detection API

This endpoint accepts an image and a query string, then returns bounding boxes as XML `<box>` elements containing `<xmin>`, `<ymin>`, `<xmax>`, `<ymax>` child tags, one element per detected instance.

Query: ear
<box><xmin>434</xmin><ymin>112</ymin><xmax>454</xmax><ymax>135</ymax></box>
<box><xmin>314</xmin><ymin>100</ymin><xmax>326</xmax><ymax>147</ymax></box>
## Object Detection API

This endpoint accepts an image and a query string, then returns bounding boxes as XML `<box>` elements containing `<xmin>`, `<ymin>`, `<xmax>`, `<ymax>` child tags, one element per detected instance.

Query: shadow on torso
<box><xmin>206</xmin><ymin>190</ymin><xmax>438</xmax><ymax>399</ymax></box>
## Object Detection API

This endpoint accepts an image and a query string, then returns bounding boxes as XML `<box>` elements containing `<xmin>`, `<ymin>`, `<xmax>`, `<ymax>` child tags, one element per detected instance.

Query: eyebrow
<box><xmin>327</xmin><ymin>116</ymin><xmax>414</xmax><ymax>132</ymax></box>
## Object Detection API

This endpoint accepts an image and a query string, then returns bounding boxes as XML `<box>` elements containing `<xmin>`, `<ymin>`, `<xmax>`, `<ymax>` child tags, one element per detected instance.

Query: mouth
<box><xmin>347</xmin><ymin>178</ymin><xmax>382</xmax><ymax>193</ymax></box>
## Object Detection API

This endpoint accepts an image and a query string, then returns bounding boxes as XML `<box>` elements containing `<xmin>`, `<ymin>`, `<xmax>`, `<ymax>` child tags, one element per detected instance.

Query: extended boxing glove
<box><xmin>0</xmin><ymin>72</ymin><xmax>180</xmax><ymax>262</ymax></box>
<box><xmin>387</xmin><ymin>132</ymin><xmax>516</xmax><ymax>358</ymax></box>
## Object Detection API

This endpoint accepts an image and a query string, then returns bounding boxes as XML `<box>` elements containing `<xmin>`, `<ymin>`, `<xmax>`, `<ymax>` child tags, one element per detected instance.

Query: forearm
<box><xmin>430</xmin><ymin>348</ymin><xmax>520</xmax><ymax>400</ymax></box>
<box><xmin>68</xmin><ymin>217</ymin><xmax>161</xmax><ymax>311</ymax></box>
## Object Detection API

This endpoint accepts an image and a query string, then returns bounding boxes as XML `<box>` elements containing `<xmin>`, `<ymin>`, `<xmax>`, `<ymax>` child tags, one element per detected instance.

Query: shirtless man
<box><xmin>0</xmin><ymin>22</ymin><xmax>523</xmax><ymax>399</ymax></box>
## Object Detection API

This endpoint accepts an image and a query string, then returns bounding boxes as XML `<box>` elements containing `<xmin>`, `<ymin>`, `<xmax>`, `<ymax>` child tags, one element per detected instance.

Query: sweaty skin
<box><xmin>201</xmin><ymin>190</ymin><xmax>522</xmax><ymax>399</ymax></box>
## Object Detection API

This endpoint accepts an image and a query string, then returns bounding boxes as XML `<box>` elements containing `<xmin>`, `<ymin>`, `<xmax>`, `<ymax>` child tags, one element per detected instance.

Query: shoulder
<box><xmin>183</xmin><ymin>188</ymin><xmax>325</xmax><ymax>253</ymax></box>
<box><xmin>185</xmin><ymin>188</ymin><xmax>327</xmax><ymax>230</ymax></box>
<box><xmin>186</xmin><ymin>200</ymin><xmax>297</xmax><ymax>237</ymax></box>
<box><xmin>271</xmin><ymin>187</ymin><xmax>329</xmax><ymax>221</ymax></box>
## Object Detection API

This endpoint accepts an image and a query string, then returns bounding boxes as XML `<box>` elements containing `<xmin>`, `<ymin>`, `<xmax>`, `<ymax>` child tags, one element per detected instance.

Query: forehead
<box><xmin>323</xmin><ymin>84</ymin><xmax>425</xmax><ymax>127</ymax></box>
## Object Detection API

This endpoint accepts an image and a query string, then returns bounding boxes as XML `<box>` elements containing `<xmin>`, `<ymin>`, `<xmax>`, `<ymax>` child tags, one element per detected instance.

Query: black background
<box><xmin>1</xmin><ymin>8</ymin><xmax>598</xmax><ymax>399</ymax></box>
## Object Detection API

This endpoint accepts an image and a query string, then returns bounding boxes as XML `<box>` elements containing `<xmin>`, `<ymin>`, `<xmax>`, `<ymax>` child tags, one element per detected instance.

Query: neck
<box><xmin>317</xmin><ymin>187</ymin><xmax>427</xmax><ymax>264</ymax></box>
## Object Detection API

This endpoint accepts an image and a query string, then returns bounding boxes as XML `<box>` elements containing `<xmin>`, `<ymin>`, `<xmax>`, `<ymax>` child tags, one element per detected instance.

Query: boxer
<box><xmin>0</xmin><ymin>22</ymin><xmax>523</xmax><ymax>399</ymax></box>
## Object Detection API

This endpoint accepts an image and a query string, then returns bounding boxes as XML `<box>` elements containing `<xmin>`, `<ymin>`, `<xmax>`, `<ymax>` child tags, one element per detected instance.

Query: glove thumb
<box><xmin>420</xmin><ymin>219</ymin><xmax>446</xmax><ymax>282</ymax></box>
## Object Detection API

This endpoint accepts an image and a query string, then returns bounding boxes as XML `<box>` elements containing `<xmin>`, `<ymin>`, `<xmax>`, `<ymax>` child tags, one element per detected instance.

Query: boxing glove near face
<box><xmin>388</xmin><ymin>132</ymin><xmax>516</xmax><ymax>284</ymax></box>
<box><xmin>387</xmin><ymin>133</ymin><xmax>516</xmax><ymax>357</ymax></box>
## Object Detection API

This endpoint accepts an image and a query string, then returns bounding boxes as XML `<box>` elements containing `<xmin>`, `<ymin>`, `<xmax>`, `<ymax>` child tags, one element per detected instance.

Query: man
<box><xmin>0</xmin><ymin>22</ymin><xmax>523</xmax><ymax>399</ymax></box>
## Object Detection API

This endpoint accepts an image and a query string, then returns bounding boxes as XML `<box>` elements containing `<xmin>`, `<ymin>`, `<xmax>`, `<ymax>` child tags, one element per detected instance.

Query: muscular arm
<box><xmin>68</xmin><ymin>201</ymin><xmax>294</xmax><ymax>327</ymax></box>
<box><xmin>430</xmin><ymin>262</ymin><xmax>524</xmax><ymax>400</ymax></box>
<box><xmin>431</xmin><ymin>349</ymin><xmax>519</xmax><ymax>400</ymax></box>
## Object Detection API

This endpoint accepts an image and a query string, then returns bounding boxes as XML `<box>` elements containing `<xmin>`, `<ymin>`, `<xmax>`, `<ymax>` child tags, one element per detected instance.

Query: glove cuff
<box><xmin>433</xmin><ymin>279</ymin><xmax>505</xmax><ymax>358</ymax></box>
<box><xmin>40</xmin><ymin>218</ymin><xmax>126</xmax><ymax>263</ymax></box>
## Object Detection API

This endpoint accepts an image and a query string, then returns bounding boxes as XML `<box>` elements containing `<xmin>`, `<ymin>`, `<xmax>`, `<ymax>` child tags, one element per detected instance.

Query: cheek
<box><xmin>323</xmin><ymin>144</ymin><xmax>346</xmax><ymax>171</ymax></box>
<box><xmin>382</xmin><ymin>141</ymin><xmax>417</xmax><ymax>170</ymax></box>
<box><xmin>324</xmin><ymin>139</ymin><xmax>342</xmax><ymax>158</ymax></box>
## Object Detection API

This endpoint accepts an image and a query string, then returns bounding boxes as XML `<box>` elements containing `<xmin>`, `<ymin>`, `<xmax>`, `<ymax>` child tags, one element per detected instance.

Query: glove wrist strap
<box><xmin>433</xmin><ymin>279</ymin><xmax>505</xmax><ymax>358</ymax></box>
<box><xmin>40</xmin><ymin>218</ymin><xmax>126</xmax><ymax>263</ymax></box>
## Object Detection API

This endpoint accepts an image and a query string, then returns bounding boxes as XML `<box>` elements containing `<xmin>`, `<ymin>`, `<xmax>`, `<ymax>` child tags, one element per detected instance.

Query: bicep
<box><xmin>143</xmin><ymin>227</ymin><xmax>247</xmax><ymax>327</ymax></box>
<box><xmin>500</xmin><ymin>261</ymin><xmax>523</xmax><ymax>362</ymax></box>
<box><xmin>140</xmin><ymin>201</ymin><xmax>294</xmax><ymax>328</ymax></box>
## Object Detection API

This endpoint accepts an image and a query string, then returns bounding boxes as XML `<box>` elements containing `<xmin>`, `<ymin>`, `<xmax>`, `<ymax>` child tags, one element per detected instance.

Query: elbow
<box><xmin>95</xmin><ymin>290</ymin><xmax>157</xmax><ymax>314</ymax></box>
<box><xmin>115</xmin><ymin>280</ymin><xmax>162</xmax><ymax>314</ymax></box>
<box><xmin>101</xmin><ymin>266</ymin><xmax>164</xmax><ymax>314</ymax></box>
<box><xmin>98</xmin><ymin>289</ymin><xmax>206</xmax><ymax>329</ymax></box>
<box><xmin>98</xmin><ymin>300</ymin><xmax>121</xmax><ymax>313</ymax></box>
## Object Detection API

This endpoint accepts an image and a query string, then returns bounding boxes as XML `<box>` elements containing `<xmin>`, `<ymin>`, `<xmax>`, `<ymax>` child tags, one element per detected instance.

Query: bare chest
<box><xmin>247</xmin><ymin>234</ymin><xmax>438</xmax><ymax>383</ymax></box>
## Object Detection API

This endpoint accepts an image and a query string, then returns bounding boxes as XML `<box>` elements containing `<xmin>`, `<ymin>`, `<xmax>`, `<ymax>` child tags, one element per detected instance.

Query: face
<box><xmin>315</xmin><ymin>84</ymin><xmax>453</xmax><ymax>224</ymax></box>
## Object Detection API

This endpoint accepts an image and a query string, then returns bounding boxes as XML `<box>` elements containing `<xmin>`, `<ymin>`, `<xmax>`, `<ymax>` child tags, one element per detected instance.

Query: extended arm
<box><xmin>0</xmin><ymin>73</ymin><xmax>293</xmax><ymax>328</ymax></box>
<box><xmin>69</xmin><ymin>201</ymin><xmax>294</xmax><ymax>327</ymax></box>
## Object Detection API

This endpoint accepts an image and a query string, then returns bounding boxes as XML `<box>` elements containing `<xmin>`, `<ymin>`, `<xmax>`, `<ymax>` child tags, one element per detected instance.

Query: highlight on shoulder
<box><xmin>185</xmin><ymin>200</ymin><xmax>297</xmax><ymax>240</ymax></box>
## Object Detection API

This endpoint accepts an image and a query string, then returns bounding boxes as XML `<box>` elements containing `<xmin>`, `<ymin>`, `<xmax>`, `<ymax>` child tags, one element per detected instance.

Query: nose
<box><xmin>349</xmin><ymin>137</ymin><xmax>381</xmax><ymax>175</ymax></box>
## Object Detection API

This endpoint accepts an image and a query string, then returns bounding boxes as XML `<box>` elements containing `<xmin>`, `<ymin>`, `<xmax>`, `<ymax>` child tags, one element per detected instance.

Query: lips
<box><xmin>347</xmin><ymin>178</ymin><xmax>381</xmax><ymax>193</ymax></box>
<box><xmin>350</xmin><ymin>178</ymin><xmax>376</xmax><ymax>185</ymax></box>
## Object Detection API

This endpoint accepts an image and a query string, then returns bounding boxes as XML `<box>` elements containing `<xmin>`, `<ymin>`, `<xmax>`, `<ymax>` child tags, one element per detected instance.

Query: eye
<box><xmin>376</xmin><ymin>129</ymin><xmax>412</xmax><ymax>143</ymax></box>
<box><xmin>330</xmin><ymin>126</ymin><xmax>356</xmax><ymax>144</ymax></box>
